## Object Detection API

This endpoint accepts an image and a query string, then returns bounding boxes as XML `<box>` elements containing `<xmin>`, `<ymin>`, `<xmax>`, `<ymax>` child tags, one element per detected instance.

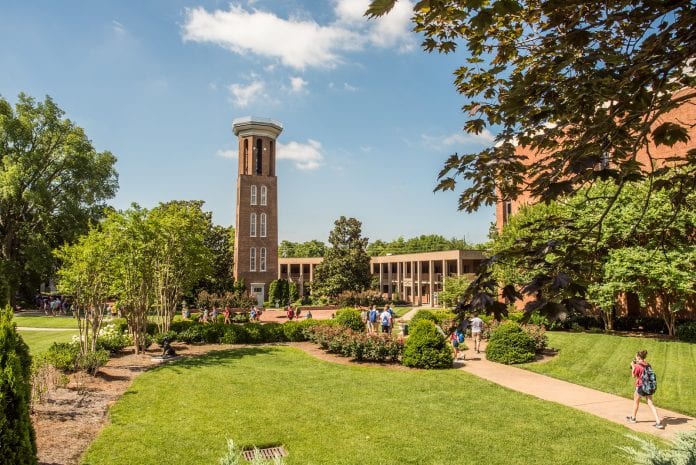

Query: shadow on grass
<box><xmin>150</xmin><ymin>346</ymin><xmax>284</xmax><ymax>375</ymax></box>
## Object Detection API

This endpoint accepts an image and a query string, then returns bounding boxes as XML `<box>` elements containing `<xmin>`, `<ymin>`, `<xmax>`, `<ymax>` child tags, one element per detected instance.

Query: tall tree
<box><xmin>312</xmin><ymin>217</ymin><xmax>371</xmax><ymax>298</ymax></box>
<box><xmin>0</xmin><ymin>307</ymin><xmax>36</xmax><ymax>465</ymax></box>
<box><xmin>368</xmin><ymin>0</ymin><xmax>695</xmax><ymax>314</ymax></box>
<box><xmin>0</xmin><ymin>93</ymin><xmax>118</xmax><ymax>305</ymax></box>
<box><xmin>150</xmin><ymin>201</ymin><xmax>212</xmax><ymax>333</ymax></box>
<box><xmin>279</xmin><ymin>239</ymin><xmax>326</xmax><ymax>258</ymax></box>
<box><xmin>55</xmin><ymin>227</ymin><xmax>113</xmax><ymax>354</ymax></box>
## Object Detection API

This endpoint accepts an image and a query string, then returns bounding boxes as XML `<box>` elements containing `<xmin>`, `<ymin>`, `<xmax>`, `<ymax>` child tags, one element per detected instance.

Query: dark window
<box><xmin>243</xmin><ymin>139</ymin><xmax>249</xmax><ymax>174</ymax></box>
<box><xmin>255</xmin><ymin>139</ymin><xmax>263</xmax><ymax>174</ymax></box>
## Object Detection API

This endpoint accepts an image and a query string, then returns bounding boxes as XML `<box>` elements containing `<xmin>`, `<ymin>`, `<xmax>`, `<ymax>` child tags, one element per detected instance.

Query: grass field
<box><xmin>82</xmin><ymin>346</ymin><xmax>650</xmax><ymax>465</ymax></box>
<box><xmin>13</xmin><ymin>314</ymin><xmax>79</xmax><ymax>328</ymax></box>
<box><xmin>18</xmin><ymin>329</ymin><xmax>79</xmax><ymax>355</ymax></box>
<box><xmin>522</xmin><ymin>332</ymin><xmax>696</xmax><ymax>417</ymax></box>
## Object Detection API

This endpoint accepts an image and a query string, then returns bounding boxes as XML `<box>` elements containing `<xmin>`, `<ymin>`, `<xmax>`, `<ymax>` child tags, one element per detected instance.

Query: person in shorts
<box><xmin>627</xmin><ymin>350</ymin><xmax>664</xmax><ymax>429</ymax></box>
<box><xmin>470</xmin><ymin>312</ymin><xmax>484</xmax><ymax>354</ymax></box>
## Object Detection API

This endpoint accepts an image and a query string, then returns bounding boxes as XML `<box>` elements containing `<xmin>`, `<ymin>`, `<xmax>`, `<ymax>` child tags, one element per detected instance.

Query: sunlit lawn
<box><xmin>522</xmin><ymin>332</ymin><xmax>696</xmax><ymax>417</ymax></box>
<box><xmin>83</xmin><ymin>346</ymin><xmax>649</xmax><ymax>465</ymax></box>
<box><xmin>18</xmin><ymin>329</ymin><xmax>79</xmax><ymax>355</ymax></box>
<box><xmin>13</xmin><ymin>314</ymin><xmax>79</xmax><ymax>329</ymax></box>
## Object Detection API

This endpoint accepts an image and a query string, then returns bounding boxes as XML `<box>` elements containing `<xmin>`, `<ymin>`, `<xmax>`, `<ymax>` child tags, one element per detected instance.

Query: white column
<box><xmin>429</xmin><ymin>260</ymin><xmax>434</xmax><ymax>306</ymax></box>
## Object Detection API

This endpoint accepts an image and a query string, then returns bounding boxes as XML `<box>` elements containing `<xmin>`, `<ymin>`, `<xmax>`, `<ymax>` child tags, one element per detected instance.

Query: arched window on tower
<box><xmin>250</xmin><ymin>247</ymin><xmax>257</xmax><ymax>272</ymax></box>
<box><xmin>255</xmin><ymin>139</ymin><xmax>263</xmax><ymax>175</ymax></box>
<box><xmin>243</xmin><ymin>139</ymin><xmax>249</xmax><ymax>174</ymax></box>
<box><xmin>260</xmin><ymin>213</ymin><xmax>267</xmax><ymax>237</ymax></box>
<box><xmin>250</xmin><ymin>213</ymin><xmax>257</xmax><ymax>237</ymax></box>
<box><xmin>260</xmin><ymin>186</ymin><xmax>267</xmax><ymax>206</ymax></box>
<box><xmin>260</xmin><ymin>247</ymin><xmax>266</xmax><ymax>272</ymax></box>
<box><xmin>269</xmin><ymin>140</ymin><xmax>275</xmax><ymax>176</ymax></box>
<box><xmin>250</xmin><ymin>185</ymin><xmax>257</xmax><ymax>205</ymax></box>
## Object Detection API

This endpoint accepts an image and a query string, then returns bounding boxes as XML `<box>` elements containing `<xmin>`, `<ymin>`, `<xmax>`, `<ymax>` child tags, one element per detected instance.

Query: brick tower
<box><xmin>232</xmin><ymin>117</ymin><xmax>283</xmax><ymax>307</ymax></box>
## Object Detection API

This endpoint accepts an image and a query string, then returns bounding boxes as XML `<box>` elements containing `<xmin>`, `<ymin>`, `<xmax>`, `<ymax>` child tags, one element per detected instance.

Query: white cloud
<box><xmin>343</xmin><ymin>82</ymin><xmax>358</xmax><ymax>92</ymax></box>
<box><xmin>421</xmin><ymin>129</ymin><xmax>496</xmax><ymax>149</ymax></box>
<box><xmin>217</xmin><ymin>149</ymin><xmax>236</xmax><ymax>159</ymax></box>
<box><xmin>181</xmin><ymin>2</ymin><xmax>415</xmax><ymax>70</ymax></box>
<box><xmin>112</xmin><ymin>20</ymin><xmax>126</xmax><ymax>34</ymax></box>
<box><xmin>277</xmin><ymin>139</ymin><xmax>324</xmax><ymax>170</ymax></box>
<box><xmin>228</xmin><ymin>80</ymin><xmax>266</xmax><ymax>107</ymax></box>
<box><xmin>289</xmin><ymin>76</ymin><xmax>308</xmax><ymax>93</ymax></box>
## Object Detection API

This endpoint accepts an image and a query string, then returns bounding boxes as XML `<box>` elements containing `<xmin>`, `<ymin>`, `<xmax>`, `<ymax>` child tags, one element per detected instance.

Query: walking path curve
<box><xmin>398</xmin><ymin>309</ymin><xmax>695</xmax><ymax>439</ymax></box>
<box><xmin>457</xmin><ymin>342</ymin><xmax>695</xmax><ymax>440</ymax></box>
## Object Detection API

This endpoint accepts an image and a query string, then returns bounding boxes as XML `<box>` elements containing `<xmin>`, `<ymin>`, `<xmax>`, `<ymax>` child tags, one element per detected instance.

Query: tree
<box><xmin>150</xmin><ymin>201</ymin><xmax>212</xmax><ymax>333</ymax></box>
<box><xmin>487</xmin><ymin>174</ymin><xmax>695</xmax><ymax>326</ymax></box>
<box><xmin>367</xmin><ymin>234</ymin><xmax>472</xmax><ymax>256</ymax></box>
<box><xmin>55</xmin><ymin>227</ymin><xmax>113</xmax><ymax>354</ymax></box>
<box><xmin>367</xmin><ymin>1</ymin><xmax>695</xmax><ymax>315</ymax></box>
<box><xmin>279</xmin><ymin>239</ymin><xmax>326</xmax><ymax>257</ymax></box>
<box><xmin>0</xmin><ymin>306</ymin><xmax>37</xmax><ymax>465</ymax></box>
<box><xmin>0</xmin><ymin>93</ymin><xmax>118</xmax><ymax>306</ymax></box>
<box><xmin>312</xmin><ymin>217</ymin><xmax>371</xmax><ymax>298</ymax></box>
<box><xmin>193</xmin><ymin>225</ymin><xmax>235</xmax><ymax>295</ymax></box>
<box><xmin>439</xmin><ymin>275</ymin><xmax>474</xmax><ymax>308</ymax></box>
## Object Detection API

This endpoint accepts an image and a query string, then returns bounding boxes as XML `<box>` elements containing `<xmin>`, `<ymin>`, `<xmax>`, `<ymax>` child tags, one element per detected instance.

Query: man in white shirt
<box><xmin>470</xmin><ymin>312</ymin><xmax>485</xmax><ymax>354</ymax></box>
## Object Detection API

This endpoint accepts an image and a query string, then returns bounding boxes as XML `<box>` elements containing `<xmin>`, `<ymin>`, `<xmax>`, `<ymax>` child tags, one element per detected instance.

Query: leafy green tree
<box><xmin>439</xmin><ymin>275</ymin><xmax>474</xmax><ymax>308</ymax></box>
<box><xmin>0</xmin><ymin>306</ymin><xmax>36</xmax><ymax>465</ymax></box>
<box><xmin>55</xmin><ymin>227</ymin><xmax>113</xmax><ymax>354</ymax></box>
<box><xmin>0</xmin><ymin>93</ymin><xmax>118</xmax><ymax>306</ymax></box>
<box><xmin>367</xmin><ymin>1</ymin><xmax>696</xmax><ymax>316</ymax></box>
<box><xmin>279</xmin><ymin>239</ymin><xmax>326</xmax><ymax>257</ymax></box>
<box><xmin>312</xmin><ymin>217</ymin><xmax>371</xmax><ymax>298</ymax></box>
<box><xmin>150</xmin><ymin>201</ymin><xmax>213</xmax><ymax>333</ymax></box>
<box><xmin>193</xmin><ymin>225</ymin><xmax>235</xmax><ymax>295</ymax></box>
<box><xmin>367</xmin><ymin>235</ymin><xmax>472</xmax><ymax>256</ymax></box>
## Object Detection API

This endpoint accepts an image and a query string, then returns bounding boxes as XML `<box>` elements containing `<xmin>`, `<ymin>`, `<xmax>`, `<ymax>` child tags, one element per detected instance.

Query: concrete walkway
<box><xmin>458</xmin><ymin>341</ymin><xmax>695</xmax><ymax>440</ymax></box>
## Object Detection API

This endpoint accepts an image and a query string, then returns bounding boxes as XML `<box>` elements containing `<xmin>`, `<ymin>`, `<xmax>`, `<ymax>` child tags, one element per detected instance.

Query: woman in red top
<box><xmin>627</xmin><ymin>350</ymin><xmax>664</xmax><ymax>429</ymax></box>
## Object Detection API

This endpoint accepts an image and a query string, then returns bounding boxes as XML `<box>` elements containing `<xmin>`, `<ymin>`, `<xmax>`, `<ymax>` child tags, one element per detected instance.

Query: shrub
<box><xmin>283</xmin><ymin>321</ymin><xmax>306</xmax><ymax>342</ymax></box>
<box><xmin>335</xmin><ymin>308</ymin><xmax>365</xmax><ymax>331</ymax></box>
<box><xmin>486</xmin><ymin>322</ymin><xmax>536</xmax><ymax>364</ymax></box>
<box><xmin>97</xmin><ymin>324</ymin><xmax>132</xmax><ymax>353</ymax></box>
<box><xmin>153</xmin><ymin>331</ymin><xmax>177</xmax><ymax>346</ymax></box>
<box><xmin>109</xmin><ymin>317</ymin><xmax>129</xmax><ymax>334</ymax></box>
<box><xmin>402</xmin><ymin>320</ymin><xmax>453</xmax><ymax>369</ymax></box>
<box><xmin>260</xmin><ymin>323</ymin><xmax>287</xmax><ymax>343</ymax></box>
<box><xmin>337</xmin><ymin>290</ymin><xmax>386</xmax><ymax>308</ymax></box>
<box><xmin>76</xmin><ymin>349</ymin><xmax>110</xmax><ymax>375</ymax></box>
<box><xmin>676</xmin><ymin>321</ymin><xmax>696</xmax><ymax>343</ymax></box>
<box><xmin>0</xmin><ymin>306</ymin><xmax>37</xmax><ymax>465</ymax></box>
<box><xmin>243</xmin><ymin>323</ymin><xmax>264</xmax><ymax>343</ymax></box>
<box><xmin>170</xmin><ymin>319</ymin><xmax>195</xmax><ymax>334</ymax></box>
<box><xmin>409</xmin><ymin>310</ymin><xmax>439</xmax><ymax>326</ymax></box>
<box><xmin>44</xmin><ymin>342</ymin><xmax>81</xmax><ymax>372</ymax></box>
<box><xmin>178</xmin><ymin>324</ymin><xmax>224</xmax><ymax>344</ymax></box>
<box><xmin>221</xmin><ymin>325</ymin><xmax>249</xmax><ymax>344</ymax></box>
<box><xmin>303</xmin><ymin>324</ymin><xmax>403</xmax><ymax>363</ymax></box>
<box><xmin>620</xmin><ymin>430</ymin><xmax>696</xmax><ymax>465</ymax></box>
<box><xmin>520</xmin><ymin>324</ymin><xmax>548</xmax><ymax>351</ymax></box>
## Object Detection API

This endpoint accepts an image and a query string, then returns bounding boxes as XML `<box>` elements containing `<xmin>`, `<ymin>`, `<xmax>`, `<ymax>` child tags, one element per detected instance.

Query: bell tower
<box><xmin>232</xmin><ymin>117</ymin><xmax>283</xmax><ymax>306</ymax></box>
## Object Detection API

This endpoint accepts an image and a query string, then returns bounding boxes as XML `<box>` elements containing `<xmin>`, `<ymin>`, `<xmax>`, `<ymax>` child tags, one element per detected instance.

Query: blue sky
<box><xmin>0</xmin><ymin>0</ymin><xmax>496</xmax><ymax>245</ymax></box>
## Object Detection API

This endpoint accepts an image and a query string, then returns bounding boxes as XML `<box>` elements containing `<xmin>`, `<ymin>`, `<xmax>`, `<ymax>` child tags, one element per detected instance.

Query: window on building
<box><xmin>250</xmin><ymin>247</ymin><xmax>256</xmax><ymax>272</ymax></box>
<box><xmin>260</xmin><ymin>185</ymin><xmax>267</xmax><ymax>205</ymax></box>
<box><xmin>503</xmin><ymin>200</ymin><xmax>513</xmax><ymax>225</ymax></box>
<box><xmin>250</xmin><ymin>213</ymin><xmax>257</xmax><ymax>237</ymax></box>
<box><xmin>243</xmin><ymin>139</ymin><xmax>248</xmax><ymax>174</ymax></box>
<box><xmin>260</xmin><ymin>213</ymin><xmax>267</xmax><ymax>237</ymax></box>
<box><xmin>255</xmin><ymin>139</ymin><xmax>263</xmax><ymax>174</ymax></box>
<box><xmin>260</xmin><ymin>247</ymin><xmax>266</xmax><ymax>272</ymax></box>
<box><xmin>250</xmin><ymin>185</ymin><xmax>257</xmax><ymax>205</ymax></box>
<box><xmin>269</xmin><ymin>140</ymin><xmax>275</xmax><ymax>176</ymax></box>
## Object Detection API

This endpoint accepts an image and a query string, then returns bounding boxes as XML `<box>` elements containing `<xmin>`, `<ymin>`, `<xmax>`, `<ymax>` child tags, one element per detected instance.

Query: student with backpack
<box><xmin>367</xmin><ymin>305</ymin><xmax>378</xmax><ymax>333</ymax></box>
<box><xmin>627</xmin><ymin>350</ymin><xmax>664</xmax><ymax>429</ymax></box>
<box><xmin>380</xmin><ymin>308</ymin><xmax>392</xmax><ymax>334</ymax></box>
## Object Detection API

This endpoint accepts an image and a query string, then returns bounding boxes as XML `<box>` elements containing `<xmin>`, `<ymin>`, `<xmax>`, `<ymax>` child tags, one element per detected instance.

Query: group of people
<box><xmin>197</xmin><ymin>305</ymin><xmax>260</xmax><ymax>324</ymax></box>
<box><xmin>360</xmin><ymin>305</ymin><xmax>395</xmax><ymax>334</ymax></box>
<box><xmin>36</xmin><ymin>294</ymin><xmax>72</xmax><ymax>316</ymax></box>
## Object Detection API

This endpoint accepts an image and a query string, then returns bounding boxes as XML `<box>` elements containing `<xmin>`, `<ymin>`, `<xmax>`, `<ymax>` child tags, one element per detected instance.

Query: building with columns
<box><xmin>232</xmin><ymin>117</ymin><xmax>282</xmax><ymax>306</ymax></box>
<box><xmin>278</xmin><ymin>249</ymin><xmax>485</xmax><ymax>306</ymax></box>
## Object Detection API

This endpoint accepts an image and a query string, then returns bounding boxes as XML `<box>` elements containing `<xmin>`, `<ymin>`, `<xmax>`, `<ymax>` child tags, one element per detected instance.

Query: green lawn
<box><xmin>83</xmin><ymin>346</ymin><xmax>649</xmax><ymax>465</ymax></box>
<box><xmin>18</xmin><ymin>329</ymin><xmax>79</xmax><ymax>355</ymax></box>
<box><xmin>13</xmin><ymin>314</ymin><xmax>79</xmax><ymax>329</ymax></box>
<box><xmin>522</xmin><ymin>332</ymin><xmax>696</xmax><ymax>417</ymax></box>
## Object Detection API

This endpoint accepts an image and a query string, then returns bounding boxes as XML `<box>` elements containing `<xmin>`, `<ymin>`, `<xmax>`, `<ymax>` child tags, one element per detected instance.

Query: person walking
<box><xmin>470</xmin><ymin>312</ymin><xmax>484</xmax><ymax>354</ymax></box>
<box><xmin>367</xmin><ymin>305</ymin><xmax>378</xmax><ymax>333</ymax></box>
<box><xmin>627</xmin><ymin>350</ymin><xmax>664</xmax><ymax>429</ymax></box>
<box><xmin>380</xmin><ymin>307</ymin><xmax>392</xmax><ymax>334</ymax></box>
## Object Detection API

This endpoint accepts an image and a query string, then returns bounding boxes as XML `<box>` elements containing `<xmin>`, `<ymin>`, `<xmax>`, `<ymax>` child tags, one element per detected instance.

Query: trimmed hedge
<box><xmin>304</xmin><ymin>324</ymin><xmax>402</xmax><ymax>363</ymax></box>
<box><xmin>677</xmin><ymin>321</ymin><xmax>696</xmax><ymax>343</ymax></box>
<box><xmin>335</xmin><ymin>308</ymin><xmax>365</xmax><ymax>332</ymax></box>
<box><xmin>486</xmin><ymin>322</ymin><xmax>536</xmax><ymax>364</ymax></box>
<box><xmin>402</xmin><ymin>320</ymin><xmax>453</xmax><ymax>369</ymax></box>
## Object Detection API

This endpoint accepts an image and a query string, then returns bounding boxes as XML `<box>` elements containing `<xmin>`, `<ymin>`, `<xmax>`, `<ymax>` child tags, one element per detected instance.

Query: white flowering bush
<box><xmin>97</xmin><ymin>324</ymin><xmax>132</xmax><ymax>353</ymax></box>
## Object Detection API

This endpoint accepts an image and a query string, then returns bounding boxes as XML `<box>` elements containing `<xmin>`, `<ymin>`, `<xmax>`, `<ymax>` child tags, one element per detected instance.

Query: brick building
<box><xmin>232</xmin><ymin>117</ymin><xmax>282</xmax><ymax>306</ymax></box>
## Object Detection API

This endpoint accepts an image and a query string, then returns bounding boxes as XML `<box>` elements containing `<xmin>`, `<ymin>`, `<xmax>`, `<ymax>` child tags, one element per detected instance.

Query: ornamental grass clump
<box><xmin>402</xmin><ymin>320</ymin><xmax>453</xmax><ymax>369</ymax></box>
<box><xmin>486</xmin><ymin>322</ymin><xmax>536</xmax><ymax>365</ymax></box>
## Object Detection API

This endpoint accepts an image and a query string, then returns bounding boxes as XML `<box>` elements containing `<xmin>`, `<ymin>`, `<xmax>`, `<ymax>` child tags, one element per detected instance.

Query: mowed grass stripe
<box><xmin>83</xmin><ymin>346</ymin><xmax>649</xmax><ymax>465</ymax></box>
<box><xmin>18</xmin><ymin>329</ymin><xmax>79</xmax><ymax>355</ymax></box>
<box><xmin>523</xmin><ymin>332</ymin><xmax>696</xmax><ymax>417</ymax></box>
<box><xmin>14</xmin><ymin>315</ymin><xmax>79</xmax><ymax>329</ymax></box>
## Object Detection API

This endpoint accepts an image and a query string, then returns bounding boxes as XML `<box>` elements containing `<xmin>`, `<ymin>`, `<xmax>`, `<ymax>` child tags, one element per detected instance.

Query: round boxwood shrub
<box><xmin>335</xmin><ymin>308</ymin><xmax>365</xmax><ymax>331</ymax></box>
<box><xmin>486</xmin><ymin>322</ymin><xmax>536</xmax><ymax>364</ymax></box>
<box><xmin>221</xmin><ymin>324</ymin><xmax>249</xmax><ymax>344</ymax></box>
<box><xmin>676</xmin><ymin>321</ymin><xmax>696</xmax><ymax>343</ymax></box>
<box><xmin>402</xmin><ymin>320</ymin><xmax>453</xmax><ymax>369</ymax></box>
<box><xmin>0</xmin><ymin>307</ymin><xmax>37</xmax><ymax>465</ymax></box>
<box><xmin>409</xmin><ymin>310</ymin><xmax>439</xmax><ymax>326</ymax></box>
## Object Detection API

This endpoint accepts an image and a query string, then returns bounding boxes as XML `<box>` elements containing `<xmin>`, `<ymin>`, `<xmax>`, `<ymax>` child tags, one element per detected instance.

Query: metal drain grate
<box><xmin>242</xmin><ymin>446</ymin><xmax>288</xmax><ymax>461</ymax></box>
